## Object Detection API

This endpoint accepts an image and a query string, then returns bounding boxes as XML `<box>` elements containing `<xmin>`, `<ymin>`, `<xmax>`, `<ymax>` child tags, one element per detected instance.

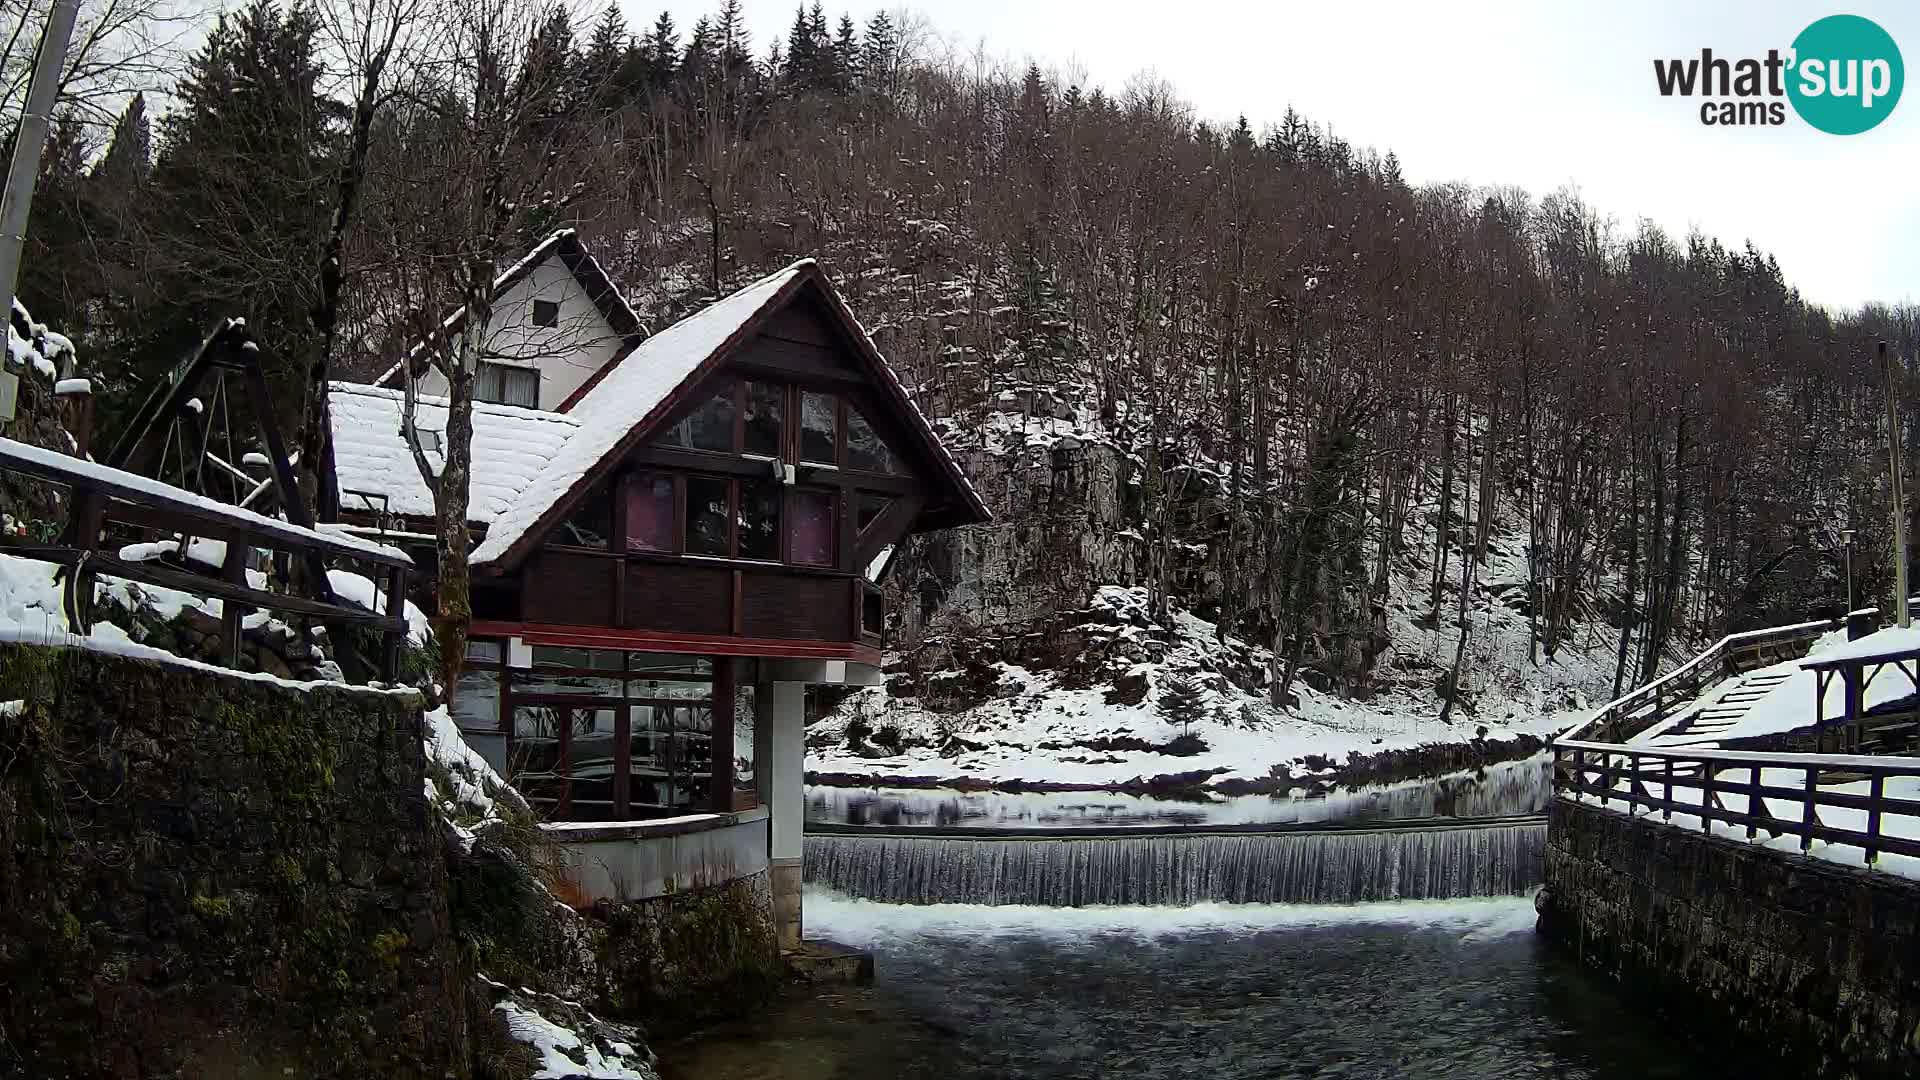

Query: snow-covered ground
<box><xmin>1632</xmin><ymin>624</ymin><xmax>1914</xmax><ymax>749</ymax></box>
<box><xmin>813</xmin><ymin>573</ymin><xmax>1615</xmax><ymax>790</ymax></box>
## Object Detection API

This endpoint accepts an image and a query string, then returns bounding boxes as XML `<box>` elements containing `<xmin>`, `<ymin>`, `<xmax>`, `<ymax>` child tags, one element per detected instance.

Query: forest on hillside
<box><xmin>12</xmin><ymin>0</ymin><xmax>1920</xmax><ymax>703</ymax></box>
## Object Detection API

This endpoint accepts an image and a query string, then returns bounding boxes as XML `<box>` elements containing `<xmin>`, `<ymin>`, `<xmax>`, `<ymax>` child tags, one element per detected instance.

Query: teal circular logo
<box><xmin>1788</xmin><ymin>15</ymin><xmax>1903</xmax><ymax>135</ymax></box>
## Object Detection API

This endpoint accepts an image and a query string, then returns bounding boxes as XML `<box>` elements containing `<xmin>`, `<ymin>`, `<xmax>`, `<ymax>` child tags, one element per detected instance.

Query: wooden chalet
<box><xmin>328</xmin><ymin>235</ymin><xmax>988</xmax><ymax>942</ymax></box>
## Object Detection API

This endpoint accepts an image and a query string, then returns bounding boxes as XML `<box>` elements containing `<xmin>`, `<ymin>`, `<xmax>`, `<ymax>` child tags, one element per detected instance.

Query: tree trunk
<box><xmin>434</xmin><ymin>255</ymin><xmax>489</xmax><ymax>695</ymax></box>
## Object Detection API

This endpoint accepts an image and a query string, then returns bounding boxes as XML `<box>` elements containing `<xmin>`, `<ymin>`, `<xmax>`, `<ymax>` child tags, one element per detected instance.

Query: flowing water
<box><xmin>804</xmin><ymin>820</ymin><xmax>1545</xmax><ymax>905</ymax></box>
<box><xmin>805</xmin><ymin>754</ymin><xmax>1552</xmax><ymax>830</ymax></box>
<box><xmin>657</xmin><ymin>890</ymin><xmax>1737</xmax><ymax>1080</ymax></box>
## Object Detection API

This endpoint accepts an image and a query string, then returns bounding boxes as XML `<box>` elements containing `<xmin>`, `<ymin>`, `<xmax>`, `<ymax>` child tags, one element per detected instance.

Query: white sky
<box><xmin>635</xmin><ymin>0</ymin><xmax>1920</xmax><ymax>311</ymax></box>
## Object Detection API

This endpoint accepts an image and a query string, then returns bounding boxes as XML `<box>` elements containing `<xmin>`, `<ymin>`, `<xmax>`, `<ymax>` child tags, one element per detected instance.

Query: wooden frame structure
<box><xmin>0</xmin><ymin>436</ymin><xmax>412</xmax><ymax>680</ymax></box>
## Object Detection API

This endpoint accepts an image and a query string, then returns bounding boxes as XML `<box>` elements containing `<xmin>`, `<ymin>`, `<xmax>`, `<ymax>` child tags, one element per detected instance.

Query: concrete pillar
<box><xmin>756</xmin><ymin>680</ymin><xmax>805</xmax><ymax>949</ymax></box>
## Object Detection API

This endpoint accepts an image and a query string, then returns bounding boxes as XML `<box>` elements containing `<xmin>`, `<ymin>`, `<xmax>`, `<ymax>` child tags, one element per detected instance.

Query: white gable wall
<box><xmin>413</xmin><ymin>256</ymin><xmax>626</xmax><ymax>410</ymax></box>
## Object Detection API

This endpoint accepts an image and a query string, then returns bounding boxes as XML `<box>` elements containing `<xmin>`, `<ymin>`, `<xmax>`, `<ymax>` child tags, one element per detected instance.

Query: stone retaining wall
<box><xmin>1542</xmin><ymin>798</ymin><xmax>1920</xmax><ymax>1080</ymax></box>
<box><xmin>0</xmin><ymin>641</ymin><xmax>467</xmax><ymax>1079</ymax></box>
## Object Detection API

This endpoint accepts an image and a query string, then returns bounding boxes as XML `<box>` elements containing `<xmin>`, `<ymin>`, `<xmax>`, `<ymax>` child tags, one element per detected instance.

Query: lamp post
<box><xmin>1843</xmin><ymin>527</ymin><xmax>1857</xmax><ymax>614</ymax></box>
<box><xmin>1885</xmin><ymin>341</ymin><xmax>1911</xmax><ymax>628</ymax></box>
<box><xmin>0</xmin><ymin>0</ymin><xmax>82</xmax><ymax>331</ymax></box>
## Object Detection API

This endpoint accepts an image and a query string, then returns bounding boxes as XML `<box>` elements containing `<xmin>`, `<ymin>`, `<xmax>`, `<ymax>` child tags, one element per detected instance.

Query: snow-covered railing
<box><xmin>1560</xmin><ymin>616</ymin><xmax>1854</xmax><ymax>745</ymax></box>
<box><xmin>1555</xmin><ymin>738</ymin><xmax>1920</xmax><ymax>867</ymax></box>
<box><xmin>0</xmin><ymin>436</ymin><xmax>414</xmax><ymax>681</ymax></box>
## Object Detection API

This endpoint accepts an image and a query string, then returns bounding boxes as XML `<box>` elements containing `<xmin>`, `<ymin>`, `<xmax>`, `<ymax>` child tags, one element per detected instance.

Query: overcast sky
<box><xmin>636</xmin><ymin>0</ymin><xmax>1920</xmax><ymax>311</ymax></box>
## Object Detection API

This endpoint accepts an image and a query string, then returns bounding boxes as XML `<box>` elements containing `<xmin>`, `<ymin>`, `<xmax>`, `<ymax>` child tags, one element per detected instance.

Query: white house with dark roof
<box><xmin>328</xmin><ymin>233</ymin><xmax>989</xmax><ymax>950</ymax></box>
<box><xmin>374</xmin><ymin>229</ymin><xmax>643</xmax><ymax>412</ymax></box>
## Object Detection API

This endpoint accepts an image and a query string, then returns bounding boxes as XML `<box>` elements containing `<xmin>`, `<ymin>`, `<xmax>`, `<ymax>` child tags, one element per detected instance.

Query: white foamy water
<box><xmin>804</xmin><ymin>886</ymin><xmax>1541</xmax><ymax>947</ymax></box>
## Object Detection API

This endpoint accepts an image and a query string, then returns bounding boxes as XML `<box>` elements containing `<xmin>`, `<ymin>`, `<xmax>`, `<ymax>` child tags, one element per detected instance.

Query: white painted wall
<box><xmin>757</xmin><ymin>681</ymin><xmax>807</xmax><ymax>863</ymax></box>
<box><xmin>414</xmin><ymin>256</ymin><xmax>627</xmax><ymax>411</ymax></box>
<box><xmin>548</xmin><ymin>809</ymin><xmax>770</xmax><ymax>902</ymax></box>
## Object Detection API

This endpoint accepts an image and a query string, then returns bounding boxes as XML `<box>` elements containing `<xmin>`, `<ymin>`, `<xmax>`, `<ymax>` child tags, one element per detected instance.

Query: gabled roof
<box><xmin>469</xmin><ymin>259</ymin><xmax>991</xmax><ymax>571</ymax></box>
<box><xmin>375</xmin><ymin>229</ymin><xmax>642</xmax><ymax>386</ymax></box>
<box><xmin>329</xmin><ymin>382</ymin><xmax>579</xmax><ymax>524</ymax></box>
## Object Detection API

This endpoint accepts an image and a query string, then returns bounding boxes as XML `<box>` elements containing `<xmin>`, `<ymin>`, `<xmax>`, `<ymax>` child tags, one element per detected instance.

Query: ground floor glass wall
<box><xmin>452</xmin><ymin>640</ymin><xmax>755</xmax><ymax>821</ymax></box>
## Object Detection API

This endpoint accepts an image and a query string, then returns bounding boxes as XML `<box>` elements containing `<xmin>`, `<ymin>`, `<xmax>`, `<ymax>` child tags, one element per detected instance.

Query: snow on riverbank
<box><xmin>813</xmin><ymin>577</ymin><xmax>1617</xmax><ymax>790</ymax></box>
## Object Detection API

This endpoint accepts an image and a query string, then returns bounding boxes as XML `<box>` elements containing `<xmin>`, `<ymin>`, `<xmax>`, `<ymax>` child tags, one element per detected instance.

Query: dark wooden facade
<box><xmin>469</xmin><ymin>284</ymin><xmax>978</xmax><ymax>666</ymax></box>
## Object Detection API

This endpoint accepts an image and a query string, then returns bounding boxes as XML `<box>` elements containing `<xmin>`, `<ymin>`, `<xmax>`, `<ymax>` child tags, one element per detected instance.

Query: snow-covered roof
<box><xmin>468</xmin><ymin>259</ymin><xmax>992</xmax><ymax>568</ymax></box>
<box><xmin>468</xmin><ymin>261</ymin><xmax>813</xmax><ymax>566</ymax></box>
<box><xmin>1802</xmin><ymin>624</ymin><xmax>1920</xmax><ymax>668</ymax></box>
<box><xmin>328</xmin><ymin>382</ymin><xmax>579</xmax><ymax>524</ymax></box>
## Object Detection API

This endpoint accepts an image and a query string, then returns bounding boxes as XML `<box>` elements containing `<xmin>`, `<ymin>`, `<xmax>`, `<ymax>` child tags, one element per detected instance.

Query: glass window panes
<box><xmin>738</xmin><ymin>479</ymin><xmax>782</xmax><ymax>560</ymax></box>
<box><xmin>685</xmin><ymin>383</ymin><xmax>736</xmax><ymax>452</ymax></box>
<box><xmin>629</xmin><ymin>653</ymin><xmax>713</xmax><ymax>677</ymax></box>
<box><xmin>557</xmin><ymin>483</ymin><xmax>611</xmax><ymax>548</ymax></box>
<box><xmin>568</xmin><ymin>707</ymin><xmax>619</xmax><ymax>815</ymax></box>
<box><xmin>687</xmin><ymin>476</ymin><xmax>731</xmax><ymax>555</ymax></box>
<box><xmin>452</xmin><ymin>669</ymin><xmax>501</xmax><ymax>731</ymax></box>
<box><xmin>532</xmin><ymin>645</ymin><xmax>624</xmax><ymax>670</ymax></box>
<box><xmin>801</xmin><ymin>392</ymin><xmax>837</xmax><ymax>463</ymax></box>
<box><xmin>476</xmin><ymin>362</ymin><xmax>539</xmax><ymax>408</ymax></box>
<box><xmin>511</xmin><ymin>670</ymin><xmax>624</xmax><ymax>697</ymax></box>
<box><xmin>789</xmin><ymin>489</ymin><xmax>835</xmax><ymax>566</ymax></box>
<box><xmin>847</xmin><ymin>408</ymin><xmax>900</xmax><ymax>474</ymax></box>
<box><xmin>744</xmin><ymin>381</ymin><xmax>783</xmax><ymax>457</ymax></box>
<box><xmin>465</xmin><ymin>639</ymin><xmax>503</xmax><ymax>664</ymax></box>
<box><xmin>631</xmin><ymin>702</ymin><xmax>713</xmax><ymax>811</ymax></box>
<box><xmin>627</xmin><ymin>473</ymin><xmax>675</xmax><ymax>553</ymax></box>
<box><xmin>733</xmin><ymin>683</ymin><xmax>756</xmax><ymax>800</ymax></box>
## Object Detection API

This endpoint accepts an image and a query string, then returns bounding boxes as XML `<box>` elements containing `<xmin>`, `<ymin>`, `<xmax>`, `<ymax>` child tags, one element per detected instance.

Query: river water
<box><xmin>804</xmin><ymin>755</ymin><xmax>1552</xmax><ymax>830</ymax></box>
<box><xmin>658</xmin><ymin>888</ymin><xmax>1734</xmax><ymax>1080</ymax></box>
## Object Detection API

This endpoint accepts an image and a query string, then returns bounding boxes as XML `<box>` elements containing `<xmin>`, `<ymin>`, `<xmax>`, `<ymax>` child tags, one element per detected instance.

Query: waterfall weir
<box><xmin>804</xmin><ymin>816</ymin><xmax>1546</xmax><ymax>906</ymax></box>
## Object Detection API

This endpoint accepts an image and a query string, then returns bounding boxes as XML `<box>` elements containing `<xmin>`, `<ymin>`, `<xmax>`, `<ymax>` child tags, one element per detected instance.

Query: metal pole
<box><xmin>1884</xmin><ymin>341</ymin><xmax>1910</xmax><ymax>628</ymax></box>
<box><xmin>0</xmin><ymin>0</ymin><xmax>83</xmax><ymax>329</ymax></box>
<box><xmin>1843</xmin><ymin>528</ymin><xmax>1856</xmax><ymax>613</ymax></box>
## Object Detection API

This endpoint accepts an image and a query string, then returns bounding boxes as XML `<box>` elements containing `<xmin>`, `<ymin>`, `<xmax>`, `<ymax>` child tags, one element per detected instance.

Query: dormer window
<box><xmin>531</xmin><ymin>299</ymin><xmax>560</xmax><ymax>327</ymax></box>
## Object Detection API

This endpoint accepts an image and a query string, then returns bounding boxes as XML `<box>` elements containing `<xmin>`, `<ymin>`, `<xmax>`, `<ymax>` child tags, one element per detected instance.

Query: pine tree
<box><xmin>583</xmin><ymin>6</ymin><xmax>629</xmax><ymax>103</ymax></box>
<box><xmin>832</xmin><ymin>14</ymin><xmax>859</xmax><ymax>91</ymax></box>
<box><xmin>114</xmin><ymin>0</ymin><xmax>333</xmax><ymax>432</ymax></box>
<box><xmin>642</xmin><ymin>11</ymin><xmax>678</xmax><ymax>92</ymax></box>
<box><xmin>861</xmin><ymin>10</ymin><xmax>896</xmax><ymax>96</ymax></box>
<box><xmin>782</xmin><ymin>4</ymin><xmax>817</xmax><ymax>90</ymax></box>
<box><xmin>1158</xmin><ymin>674</ymin><xmax>1206</xmax><ymax>737</ymax></box>
<box><xmin>94</xmin><ymin>94</ymin><xmax>151</xmax><ymax>190</ymax></box>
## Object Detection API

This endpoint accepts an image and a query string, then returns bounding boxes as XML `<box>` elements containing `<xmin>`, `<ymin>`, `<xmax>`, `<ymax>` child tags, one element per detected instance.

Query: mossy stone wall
<box><xmin>596</xmin><ymin>871</ymin><xmax>783</xmax><ymax>1029</ymax></box>
<box><xmin>0</xmin><ymin>642</ymin><xmax>469</xmax><ymax>1078</ymax></box>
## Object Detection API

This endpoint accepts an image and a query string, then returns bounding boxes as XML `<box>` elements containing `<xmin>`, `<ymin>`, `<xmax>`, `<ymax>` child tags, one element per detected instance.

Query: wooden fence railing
<box><xmin>1554</xmin><ymin>738</ymin><xmax>1920</xmax><ymax>866</ymax></box>
<box><xmin>1562</xmin><ymin>616</ymin><xmax>1862</xmax><ymax>745</ymax></box>
<box><xmin>0</xmin><ymin>435</ymin><xmax>413</xmax><ymax>681</ymax></box>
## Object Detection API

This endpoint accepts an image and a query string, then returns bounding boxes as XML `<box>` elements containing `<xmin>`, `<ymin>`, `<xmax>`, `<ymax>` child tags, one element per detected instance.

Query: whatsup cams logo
<box><xmin>1653</xmin><ymin>14</ymin><xmax>1903</xmax><ymax>134</ymax></box>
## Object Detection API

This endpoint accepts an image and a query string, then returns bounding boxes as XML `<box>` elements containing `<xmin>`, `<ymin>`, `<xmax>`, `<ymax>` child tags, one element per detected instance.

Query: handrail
<box><xmin>0</xmin><ymin>437</ymin><xmax>413</xmax><ymax>681</ymax></box>
<box><xmin>1559</xmin><ymin>616</ymin><xmax>1850</xmax><ymax>745</ymax></box>
<box><xmin>1553</xmin><ymin>740</ymin><xmax>1920</xmax><ymax>866</ymax></box>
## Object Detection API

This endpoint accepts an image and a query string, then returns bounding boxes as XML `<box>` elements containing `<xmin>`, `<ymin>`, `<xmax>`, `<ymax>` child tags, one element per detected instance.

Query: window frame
<box><xmin>456</xmin><ymin>640</ymin><xmax>744</xmax><ymax>822</ymax></box>
<box><xmin>476</xmin><ymin>360</ymin><xmax>540</xmax><ymax>409</ymax></box>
